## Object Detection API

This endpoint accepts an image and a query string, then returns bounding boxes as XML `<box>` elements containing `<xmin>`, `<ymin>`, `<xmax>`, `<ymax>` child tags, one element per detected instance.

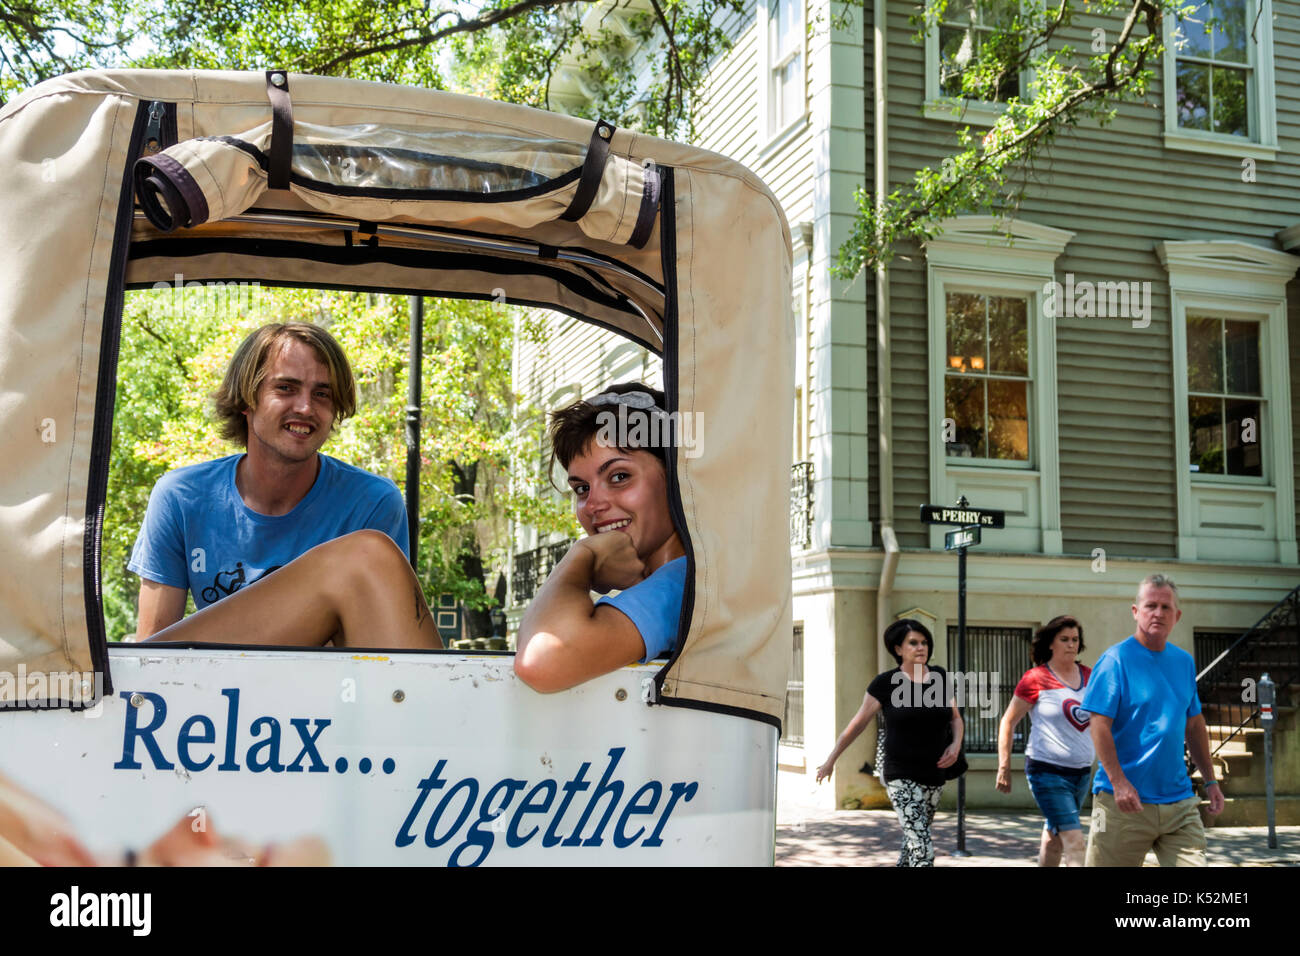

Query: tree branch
<box><xmin>133</xmin><ymin>318</ymin><xmax>190</xmax><ymax>377</ymax></box>
<box><xmin>305</xmin><ymin>0</ymin><xmax>602</xmax><ymax>75</ymax></box>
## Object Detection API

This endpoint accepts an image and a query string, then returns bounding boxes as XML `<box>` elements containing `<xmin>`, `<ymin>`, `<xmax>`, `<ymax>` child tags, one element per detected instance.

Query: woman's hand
<box><xmin>995</xmin><ymin>766</ymin><xmax>1012</xmax><ymax>794</ymax></box>
<box><xmin>815</xmin><ymin>761</ymin><xmax>834</xmax><ymax>784</ymax></box>
<box><xmin>577</xmin><ymin>531</ymin><xmax>646</xmax><ymax>594</ymax></box>
<box><xmin>936</xmin><ymin>741</ymin><xmax>961</xmax><ymax>769</ymax></box>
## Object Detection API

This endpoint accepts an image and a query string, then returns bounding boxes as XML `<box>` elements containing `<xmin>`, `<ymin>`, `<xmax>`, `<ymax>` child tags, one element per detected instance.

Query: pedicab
<box><xmin>0</xmin><ymin>69</ymin><xmax>793</xmax><ymax>865</ymax></box>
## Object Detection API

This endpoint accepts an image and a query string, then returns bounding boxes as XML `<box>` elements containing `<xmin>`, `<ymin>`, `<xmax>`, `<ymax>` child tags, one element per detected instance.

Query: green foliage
<box><xmin>2</xmin><ymin>0</ymin><xmax>744</xmax><ymax>137</ymax></box>
<box><xmin>104</xmin><ymin>285</ymin><xmax>573</xmax><ymax>640</ymax></box>
<box><xmin>835</xmin><ymin>0</ymin><xmax>1197</xmax><ymax>279</ymax></box>
<box><xmin>0</xmin><ymin>0</ymin><xmax>139</xmax><ymax>101</ymax></box>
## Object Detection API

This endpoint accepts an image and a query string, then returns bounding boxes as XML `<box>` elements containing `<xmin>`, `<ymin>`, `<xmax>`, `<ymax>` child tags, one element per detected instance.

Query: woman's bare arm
<box><xmin>815</xmin><ymin>691</ymin><xmax>883</xmax><ymax>783</ymax></box>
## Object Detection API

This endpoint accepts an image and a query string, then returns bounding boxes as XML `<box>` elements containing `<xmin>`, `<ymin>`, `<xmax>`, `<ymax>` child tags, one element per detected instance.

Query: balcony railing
<box><xmin>790</xmin><ymin>460</ymin><xmax>813</xmax><ymax>550</ymax></box>
<box><xmin>511</xmin><ymin>538</ymin><xmax>577</xmax><ymax>605</ymax></box>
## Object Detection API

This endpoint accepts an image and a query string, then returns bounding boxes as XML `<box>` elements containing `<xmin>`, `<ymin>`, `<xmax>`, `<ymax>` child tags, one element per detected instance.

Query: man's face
<box><xmin>1133</xmin><ymin>584</ymin><xmax>1181</xmax><ymax>643</ymax></box>
<box><xmin>243</xmin><ymin>338</ymin><xmax>335</xmax><ymax>465</ymax></box>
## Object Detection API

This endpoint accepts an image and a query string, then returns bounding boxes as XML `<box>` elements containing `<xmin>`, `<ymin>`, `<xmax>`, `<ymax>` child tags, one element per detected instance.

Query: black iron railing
<box><xmin>1196</xmin><ymin>583</ymin><xmax>1300</xmax><ymax>761</ymax></box>
<box><xmin>790</xmin><ymin>461</ymin><xmax>813</xmax><ymax>550</ymax></box>
<box><xmin>782</xmin><ymin>623</ymin><xmax>805</xmax><ymax>746</ymax></box>
<box><xmin>947</xmin><ymin>624</ymin><xmax>1033</xmax><ymax>754</ymax></box>
<box><xmin>511</xmin><ymin>538</ymin><xmax>577</xmax><ymax>605</ymax></box>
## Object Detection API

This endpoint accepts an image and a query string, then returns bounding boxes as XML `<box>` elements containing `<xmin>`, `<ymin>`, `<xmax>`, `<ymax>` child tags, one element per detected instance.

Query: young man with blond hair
<box><xmin>1081</xmin><ymin>574</ymin><xmax>1223</xmax><ymax>866</ymax></box>
<box><xmin>129</xmin><ymin>322</ymin><xmax>408</xmax><ymax>638</ymax></box>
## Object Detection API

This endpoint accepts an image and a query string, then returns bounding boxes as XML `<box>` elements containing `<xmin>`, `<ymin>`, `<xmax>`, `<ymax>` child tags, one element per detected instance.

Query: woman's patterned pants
<box><xmin>885</xmin><ymin>778</ymin><xmax>945</xmax><ymax>867</ymax></box>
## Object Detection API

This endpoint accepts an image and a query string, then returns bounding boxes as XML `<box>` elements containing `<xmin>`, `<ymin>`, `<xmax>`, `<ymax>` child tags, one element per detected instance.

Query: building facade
<box><xmin>510</xmin><ymin>0</ymin><xmax>1300</xmax><ymax>819</ymax></box>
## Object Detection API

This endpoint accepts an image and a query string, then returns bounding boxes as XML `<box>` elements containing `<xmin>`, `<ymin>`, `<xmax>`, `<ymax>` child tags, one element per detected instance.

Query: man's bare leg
<box><xmin>144</xmin><ymin>531</ymin><xmax>441</xmax><ymax>650</ymax></box>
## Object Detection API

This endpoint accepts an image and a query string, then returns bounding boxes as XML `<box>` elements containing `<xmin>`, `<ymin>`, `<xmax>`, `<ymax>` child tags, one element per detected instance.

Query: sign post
<box><xmin>920</xmin><ymin>496</ymin><xmax>1004</xmax><ymax>858</ymax></box>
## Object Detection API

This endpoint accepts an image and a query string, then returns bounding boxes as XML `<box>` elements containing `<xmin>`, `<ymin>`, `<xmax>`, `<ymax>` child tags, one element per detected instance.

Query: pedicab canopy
<box><xmin>0</xmin><ymin>70</ymin><xmax>794</xmax><ymax>725</ymax></box>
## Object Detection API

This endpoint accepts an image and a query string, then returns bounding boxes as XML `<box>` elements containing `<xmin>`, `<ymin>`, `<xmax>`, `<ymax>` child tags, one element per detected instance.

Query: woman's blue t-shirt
<box><xmin>596</xmin><ymin>556</ymin><xmax>687</xmax><ymax>662</ymax></box>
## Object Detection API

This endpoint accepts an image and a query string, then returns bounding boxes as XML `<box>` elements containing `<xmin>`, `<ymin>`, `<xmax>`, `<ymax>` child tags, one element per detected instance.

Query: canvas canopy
<box><xmin>0</xmin><ymin>69</ymin><xmax>794</xmax><ymax>725</ymax></box>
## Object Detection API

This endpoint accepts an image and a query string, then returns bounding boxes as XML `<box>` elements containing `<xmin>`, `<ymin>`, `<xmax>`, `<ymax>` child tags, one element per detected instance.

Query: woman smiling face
<box><xmin>566</xmin><ymin>441</ymin><xmax>683</xmax><ymax>573</ymax></box>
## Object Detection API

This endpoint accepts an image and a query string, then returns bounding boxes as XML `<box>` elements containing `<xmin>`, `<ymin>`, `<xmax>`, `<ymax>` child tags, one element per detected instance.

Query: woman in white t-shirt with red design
<box><xmin>996</xmin><ymin>616</ymin><xmax>1094</xmax><ymax>867</ymax></box>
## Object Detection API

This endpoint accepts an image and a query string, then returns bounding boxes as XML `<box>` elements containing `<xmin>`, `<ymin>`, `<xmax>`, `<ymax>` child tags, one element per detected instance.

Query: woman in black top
<box><xmin>815</xmin><ymin>619</ymin><xmax>963</xmax><ymax>866</ymax></box>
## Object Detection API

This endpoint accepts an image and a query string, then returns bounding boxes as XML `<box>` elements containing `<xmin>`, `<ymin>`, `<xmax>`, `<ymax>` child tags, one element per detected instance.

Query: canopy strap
<box><xmin>265</xmin><ymin>70</ymin><xmax>294</xmax><ymax>191</ymax></box>
<box><xmin>561</xmin><ymin>119</ymin><xmax>615</xmax><ymax>223</ymax></box>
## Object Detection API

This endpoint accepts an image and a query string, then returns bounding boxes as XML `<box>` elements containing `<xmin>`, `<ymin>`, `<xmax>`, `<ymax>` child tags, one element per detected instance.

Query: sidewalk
<box><xmin>776</xmin><ymin>789</ymin><xmax>1300</xmax><ymax>867</ymax></box>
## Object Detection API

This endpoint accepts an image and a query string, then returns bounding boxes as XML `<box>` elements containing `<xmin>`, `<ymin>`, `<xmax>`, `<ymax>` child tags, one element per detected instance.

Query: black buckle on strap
<box><xmin>561</xmin><ymin>119</ymin><xmax>615</xmax><ymax>223</ymax></box>
<box><xmin>265</xmin><ymin>70</ymin><xmax>293</xmax><ymax>191</ymax></box>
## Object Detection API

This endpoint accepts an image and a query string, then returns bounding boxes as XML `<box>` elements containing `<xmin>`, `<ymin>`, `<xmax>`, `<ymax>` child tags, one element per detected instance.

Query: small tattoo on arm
<box><xmin>414</xmin><ymin>585</ymin><xmax>429</xmax><ymax>627</ymax></box>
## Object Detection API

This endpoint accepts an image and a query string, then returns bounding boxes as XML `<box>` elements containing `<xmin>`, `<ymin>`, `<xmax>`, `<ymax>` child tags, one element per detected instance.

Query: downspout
<box><xmin>873</xmin><ymin>0</ymin><xmax>899</xmax><ymax>650</ymax></box>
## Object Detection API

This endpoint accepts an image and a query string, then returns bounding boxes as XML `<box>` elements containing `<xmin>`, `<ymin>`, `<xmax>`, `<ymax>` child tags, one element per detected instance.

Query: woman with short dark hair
<box><xmin>514</xmin><ymin>382</ymin><xmax>687</xmax><ymax>692</ymax></box>
<box><xmin>815</xmin><ymin>619</ymin><xmax>963</xmax><ymax>866</ymax></box>
<box><xmin>995</xmin><ymin>615</ymin><xmax>1094</xmax><ymax>866</ymax></box>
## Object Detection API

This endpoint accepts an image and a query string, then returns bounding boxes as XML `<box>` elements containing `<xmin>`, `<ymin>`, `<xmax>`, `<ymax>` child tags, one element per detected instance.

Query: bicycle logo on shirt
<box><xmin>201</xmin><ymin>562</ymin><xmax>281</xmax><ymax>604</ymax></box>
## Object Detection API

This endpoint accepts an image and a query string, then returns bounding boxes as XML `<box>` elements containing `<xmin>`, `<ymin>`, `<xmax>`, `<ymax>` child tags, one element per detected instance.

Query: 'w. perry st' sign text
<box><xmin>920</xmin><ymin>505</ymin><xmax>1005</xmax><ymax>528</ymax></box>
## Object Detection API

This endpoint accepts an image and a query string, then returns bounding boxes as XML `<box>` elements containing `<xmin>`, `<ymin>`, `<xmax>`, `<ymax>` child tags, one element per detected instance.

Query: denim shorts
<box><xmin>1025</xmin><ymin>767</ymin><xmax>1091</xmax><ymax>834</ymax></box>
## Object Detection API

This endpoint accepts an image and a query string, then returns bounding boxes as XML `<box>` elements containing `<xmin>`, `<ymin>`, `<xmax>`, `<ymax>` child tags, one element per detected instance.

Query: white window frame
<box><xmin>925</xmin><ymin>216</ymin><xmax>1073</xmax><ymax>554</ymax></box>
<box><xmin>1162</xmin><ymin>0</ymin><xmax>1278</xmax><ymax>160</ymax></box>
<box><xmin>757</xmin><ymin>0</ymin><xmax>808</xmax><ymax>147</ymax></box>
<box><xmin>1159</xmin><ymin>240</ymin><xmax>1297</xmax><ymax>564</ymax></box>
<box><xmin>924</xmin><ymin>0</ymin><xmax>1029</xmax><ymax>126</ymax></box>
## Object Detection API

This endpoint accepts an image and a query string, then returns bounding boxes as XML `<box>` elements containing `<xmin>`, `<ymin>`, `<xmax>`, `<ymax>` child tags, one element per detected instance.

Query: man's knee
<box><xmin>334</xmin><ymin>529</ymin><xmax>405</xmax><ymax>565</ymax></box>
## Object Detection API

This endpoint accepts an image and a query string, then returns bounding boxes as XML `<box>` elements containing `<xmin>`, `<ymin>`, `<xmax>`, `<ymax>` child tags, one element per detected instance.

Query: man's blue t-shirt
<box><xmin>1081</xmin><ymin>635</ymin><xmax>1201</xmax><ymax>804</ymax></box>
<box><xmin>597</xmin><ymin>556</ymin><xmax>687</xmax><ymax>662</ymax></box>
<box><xmin>128</xmin><ymin>454</ymin><xmax>409</xmax><ymax>610</ymax></box>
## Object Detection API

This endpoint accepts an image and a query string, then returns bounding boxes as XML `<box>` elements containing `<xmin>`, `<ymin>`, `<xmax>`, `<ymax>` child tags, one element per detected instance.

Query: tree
<box><xmin>1</xmin><ymin>0</ymin><xmax>745</xmax><ymax>137</ymax></box>
<box><xmin>834</xmin><ymin>0</ymin><xmax>1220</xmax><ymax>278</ymax></box>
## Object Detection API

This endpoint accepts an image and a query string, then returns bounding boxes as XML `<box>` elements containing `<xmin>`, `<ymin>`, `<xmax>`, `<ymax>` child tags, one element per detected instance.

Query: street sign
<box><xmin>945</xmin><ymin>525</ymin><xmax>980</xmax><ymax>551</ymax></box>
<box><xmin>920</xmin><ymin>504</ymin><xmax>1005</xmax><ymax>528</ymax></box>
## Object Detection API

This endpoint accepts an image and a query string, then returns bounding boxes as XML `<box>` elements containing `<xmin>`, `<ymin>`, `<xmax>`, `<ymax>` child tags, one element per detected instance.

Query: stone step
<box><xmin>1207</xmin><ymin>725</ymin><xmax>1264</xmax><ymax>744</ymax></box>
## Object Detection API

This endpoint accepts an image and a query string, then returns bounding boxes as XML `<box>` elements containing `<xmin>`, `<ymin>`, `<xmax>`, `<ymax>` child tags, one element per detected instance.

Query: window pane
<box><xmin>778</xmin><ymin>55</ymin><xmax>802</xmax><ymax>126</ymax></box>
<box><xmin>987</xmin><ymin>378</ymin><xmax>1029</xmax><ymax>461</ymax></box>
<box><xmin>1223</xmin><ymin>320</ymin><xmax>1260</xmax><ymax>394</ymax></box>
<box><xmin>1212</xmin><ymin>0</ymin><xmax>1248</xmax><ymax>63</ymax></box>
<box><xmin>940</xmin><ymin>26</ymin><xmax>974</xmax><ymax>96</ymax></box>
<box><xmin>946</xmin><ymin>292</ymin><xmax>986</xmax><ymax>373</ymax></box>
<box><xmin>997</xmin><ymin>71</ymin><xmax>1020</xmax><ymax>101</ymax></box>
<box><xmin>1178</xmin><ymin>5</ymin><xmax>1214</xmax><ymax>58</ymax></box>
<box><xmin>987</xmin><ymin>296</ymin><xmax>1028</xmax><ymax>375</ymax></box>
<box><xmin>771</xmin><ymin>0</ymin><xmax>800</xmax><ymax>58</ymax></box>
<box><xmin>944</xmin><ymin>0</ymin><xmax>978</xmax><ymax>27</ymax></box>
<box><xmin>945</xmin><ymin>376</ymin><xmax>985</xmax><ymax>458</ymax></box>
<box><xmin>1225</xmin><ymin>398</ymin><xmax>1262</xmax><ymax>476</ymax></box>
<box><xmin>1188</xmin><ymin>395</ymin><xmax>1224</xmax><ymax>474</ymax></box>
<box><xmin>1212</xmin><ymin>65</ymin><xmax>1248</xmax><ymax>136</ymax></box>
<box><xmin>982</xmin><ymin>0</ymin><xmax>1018</xmax><ymax>29</ymax></box>
<box><xmin>1186</xmin><ymin>315</ymin><xmax>1223</xmax><ymax>392</ymax></box>
<box><xmin>1177</xmin><ymin>61</ymin><xmax>1212</xmax><ymax>130</ymax></box>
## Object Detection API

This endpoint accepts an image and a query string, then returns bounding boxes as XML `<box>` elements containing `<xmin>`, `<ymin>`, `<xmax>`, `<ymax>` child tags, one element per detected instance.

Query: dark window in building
<box><xmin>947</xmin><ymin>623</ymin><xmax>1033</xmax><ymax>753</ymax></box>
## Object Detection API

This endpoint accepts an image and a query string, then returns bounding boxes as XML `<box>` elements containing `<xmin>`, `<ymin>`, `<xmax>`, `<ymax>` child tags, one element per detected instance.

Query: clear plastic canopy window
<box><xmin>222</xmin><ymin>122</ymin><xmax>588</xmax><ymax>194</ymax></box>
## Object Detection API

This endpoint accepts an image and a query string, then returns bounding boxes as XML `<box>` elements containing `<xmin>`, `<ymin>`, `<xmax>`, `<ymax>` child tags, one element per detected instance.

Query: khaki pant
<box><xmin>1085</xmin><ymin>790</ymin><xmax>1206</xmax><ymax>867</ymax></box>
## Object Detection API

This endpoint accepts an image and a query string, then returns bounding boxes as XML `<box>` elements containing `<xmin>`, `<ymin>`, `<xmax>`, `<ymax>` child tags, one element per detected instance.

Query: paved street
<box><xmin>776</xmin><ymin>789</ymin><xmax>1300</xmax><ymax>867</ymax></box>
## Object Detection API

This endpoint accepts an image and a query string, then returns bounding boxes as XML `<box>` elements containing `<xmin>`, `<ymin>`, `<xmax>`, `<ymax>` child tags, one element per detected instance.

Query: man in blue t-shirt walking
<box><xmin>1081</xmin><ymin>574</ymin><xmax>1223</xmax><ymax>866</ymax></box>
<box><xmin>129</xmin><ymin>322</ymin><xmax>408</xmax><ymax>639</ymax></box>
